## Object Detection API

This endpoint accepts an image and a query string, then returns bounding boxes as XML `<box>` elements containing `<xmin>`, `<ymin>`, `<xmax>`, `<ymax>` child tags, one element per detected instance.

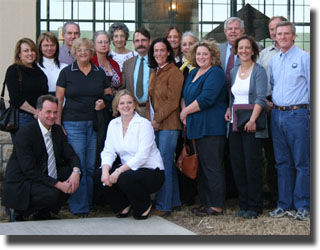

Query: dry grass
<box><xmin>165</xmin><ymin>199</ymin><xmax>310</xmax><ymax>235</ymax></box>
<box><xmin>0</xmin><ymin>198</ymin><xmax>310</xmax><ymax>235</ymax></box>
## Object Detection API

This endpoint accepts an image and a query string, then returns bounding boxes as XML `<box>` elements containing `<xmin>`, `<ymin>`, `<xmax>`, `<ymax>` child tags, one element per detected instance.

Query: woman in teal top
<box><xmin>180</xmin><ymin>40</ymin><xmax>227</xmax><ymax>217</ymax></box>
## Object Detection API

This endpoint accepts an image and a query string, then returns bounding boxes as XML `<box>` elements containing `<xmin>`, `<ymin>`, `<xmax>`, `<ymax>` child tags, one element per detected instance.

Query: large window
<box><xmin>38</xmin><ymin>0</ymin><xmax>310</xmax><ymax>50</ymax></box>
<box><xmin>39</xmin><ymin>0</ymin><xmax>136</xmax><ymax>50</ymax></box>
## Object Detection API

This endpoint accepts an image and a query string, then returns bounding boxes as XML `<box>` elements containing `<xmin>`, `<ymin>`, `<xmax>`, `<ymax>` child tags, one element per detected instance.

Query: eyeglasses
<box><xmin>76</xmin><ymin>48</ymin><xmax>90</xmax><ymax>54</ymax></box>
<box><xmin>96</xmin><ymin>41</ymin><xmax>109</xmax><ymax>45</ymax></box>
<box><xmin>42</xmin><ymin>44</ymin><xmax>56</xmax><ymax>49</ymax></box>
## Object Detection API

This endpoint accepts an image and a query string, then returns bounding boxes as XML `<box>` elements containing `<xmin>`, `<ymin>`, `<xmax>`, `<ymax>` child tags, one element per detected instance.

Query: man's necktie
<box><xmin>45</xmin><ymin>131</ymin><xmax>57</xmax><ymax>179</ymax></box>
<box><xmin>136</xmin><ymin>57</ymin><xmax>144</xmax><ymax>99</ymax></box>
<box><xmin>225</xmin><ymin>48</ymin><xmax>234</xmax><ymax>92</ymax></box>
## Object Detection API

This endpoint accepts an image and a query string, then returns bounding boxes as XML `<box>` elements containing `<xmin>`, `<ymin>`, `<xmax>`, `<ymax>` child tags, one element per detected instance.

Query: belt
<box><xmin>139</xmin><ymin>102</ymin><xmax>147</xmax><ymax>107</ymax></box>
<box><xmin>274</xmin><ymin>104</ymin><xmax>308</xmax><ymax>111</ymax></box>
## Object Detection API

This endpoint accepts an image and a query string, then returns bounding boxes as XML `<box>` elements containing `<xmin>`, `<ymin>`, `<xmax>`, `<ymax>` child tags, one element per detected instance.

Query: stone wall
<box><xmin>0</xmin><ymin>131</ymin><xmax>12</xmax><ymax>197</ymax></box>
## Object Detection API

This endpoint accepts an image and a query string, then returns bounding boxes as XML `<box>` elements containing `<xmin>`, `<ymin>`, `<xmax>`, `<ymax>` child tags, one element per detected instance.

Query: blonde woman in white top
<box><xmin>37</xmin><ymin>32</ymin><xmax>67</xmax><ymax>95</ymax></box>
<box><xmin>95</xmin><ymin>89</ymin><xmax>165</xmax><ymax>220</ymax></box>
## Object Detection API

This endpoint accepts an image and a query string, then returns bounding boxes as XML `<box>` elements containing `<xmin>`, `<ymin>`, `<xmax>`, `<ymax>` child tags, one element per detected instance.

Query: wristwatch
<box><xmin>73</xmin><ymin>168</ymin><xmax>81</xmax><ymax>175</ymax></box>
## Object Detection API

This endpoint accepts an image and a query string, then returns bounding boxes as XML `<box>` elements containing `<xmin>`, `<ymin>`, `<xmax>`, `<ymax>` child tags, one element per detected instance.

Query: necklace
<box><xmin>239</xmin><ymin>63</ymin><xmax>254</xmax><ymax>77</ymax></box>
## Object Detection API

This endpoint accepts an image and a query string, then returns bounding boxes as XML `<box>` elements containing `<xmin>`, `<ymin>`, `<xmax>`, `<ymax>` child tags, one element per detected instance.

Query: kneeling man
<box><xmin>2</xmin><ymin>95</ymin><xmax>81</xmax><ymax>221</ymax></box>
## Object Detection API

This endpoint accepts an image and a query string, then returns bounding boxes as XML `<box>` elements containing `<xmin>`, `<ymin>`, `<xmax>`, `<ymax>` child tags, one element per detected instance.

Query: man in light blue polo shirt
<box><xmin>122</xmin><ymin>27</ymin><xmax>152</xmax><ymax>117</ymax></box>
<box><xmin>269</xmin><ymin>21</ymin><xmax>310</xmax><ymax>221</ymax></box>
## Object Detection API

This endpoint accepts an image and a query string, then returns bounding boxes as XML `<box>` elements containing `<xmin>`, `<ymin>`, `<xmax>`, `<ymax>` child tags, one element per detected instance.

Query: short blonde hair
<box><xmin>70</xmin><ymin>38</ymin><xmax>95</xmax><ymax>58</ymax></box>
<box><xmin>112</xmin><ymin>89</ymin><xmax>141</xmax><ymax>117</ymax></box>
<box><xmin>188</xmin><ymin>40</ymin><xmax>221</xmax><ymax>68</ymax></box>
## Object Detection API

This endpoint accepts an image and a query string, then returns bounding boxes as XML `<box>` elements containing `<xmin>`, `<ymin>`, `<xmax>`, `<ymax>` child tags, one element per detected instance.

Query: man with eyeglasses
<box><xmin>122</xmin><ymin>27</ymin><xmax>152</xmax><ymax>117</ymax></box>
<box><xmin>59</xmin><ymin>21</ymin><xmax>81</xmax><ymax>65</ymax></box>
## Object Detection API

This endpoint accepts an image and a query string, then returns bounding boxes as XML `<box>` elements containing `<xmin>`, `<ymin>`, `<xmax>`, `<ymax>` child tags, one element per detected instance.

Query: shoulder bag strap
<box><xmin>16</xmin><ymin>65</ymin><xmax>23</xmax><ymax>92</ymax></box>
<box><xmin>1</xmin><ymin>81</ymin><xmax>6</xmax><ymax>99</ymax></box>
<box><xmin>192</xmin><ymin>139</ymin><xmax>197</xmax><ymax>155</ymax></box>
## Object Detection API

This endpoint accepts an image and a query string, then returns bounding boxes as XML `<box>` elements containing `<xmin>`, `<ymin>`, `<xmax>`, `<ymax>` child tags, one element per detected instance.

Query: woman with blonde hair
<box><xmin>180</xmin><ymin>40</ymin><xmax>227</xmax><ymax>216</ymax></box>
<box><xmin>95</xmin><ymin>89</ymin><xmax>165</xmax><ymax>220</ymax></box>
<box><xmin>4</xmin><ymin>37</ymin><xmax>48</xmax><ymax>140</ymax></box>
<box><xmin>56</xmin><ymin>38</ymin><xmax>111</xmax><ymax>216</ymax></box>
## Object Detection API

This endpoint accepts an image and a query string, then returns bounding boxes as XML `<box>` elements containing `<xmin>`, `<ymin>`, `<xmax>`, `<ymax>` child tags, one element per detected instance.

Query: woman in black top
<box><xmin>56</xmin><ymin>38</ymin><xmax>111</xmax><ymax>216</ymax></box>
<box><xmin>5</xmin><ymin>38</ymin><xmax>48</xmax><ymax>140</ymax></box>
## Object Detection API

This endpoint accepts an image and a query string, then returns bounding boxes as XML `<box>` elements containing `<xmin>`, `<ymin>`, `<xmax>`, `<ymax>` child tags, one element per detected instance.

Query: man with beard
<box><xmin>122</xmin><ymin>27</ymin><xmax>152</xmax><ymax>117</ymax></box>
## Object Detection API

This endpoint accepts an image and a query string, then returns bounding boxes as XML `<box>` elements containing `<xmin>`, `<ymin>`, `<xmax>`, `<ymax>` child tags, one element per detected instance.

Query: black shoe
<box><xmin>32</xmin><ymin>211</ymin><xmax>53</xmax><ymax>221</ymax></box>
<box><xmin>5</xmin><ymin>208</ymin><xmax>25</xmax><ymax>222</ymax></box>
<box><xmin>194</xmin><ymin>207</ymin><xmax>223</xmax><ymax>217</ymax></box>
<box><xmin>74</xmin><ymin>213</ymin><xmax>89</xmax><ymax>218</ymax></box>
<box><xmin>116</xmin><ymin>206</ymin><xmax>132</xmax><ymax>218</ymax></box>
<box><xmin>191</xmin><ymin>205</ymin><xmax>205</xmax><ymax>214</ymax></box>
<box><xmin>172</xmin><ymin>206</ymin><xmax>182</xmax><ymax>212</ymax></box>
<box><xmin>134</xmin><ymin>204</ymin><xmax>152</xmax><ymax>220</ymax></box>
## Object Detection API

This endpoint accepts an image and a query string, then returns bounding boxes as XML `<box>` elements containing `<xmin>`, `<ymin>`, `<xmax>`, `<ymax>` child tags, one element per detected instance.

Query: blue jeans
<box><xmin>11</xmin><ymin>112</ymin><xmax>34</xmax><ymax>142</ymax></box>
<box><xmin>155</xmin><ymin>130</ymin><xmax>181</xmax><ymax>211</ymax></box>
<box><xmin>63</xmin><ymin>120</ymin><xmax>97</xmax><ymax>214</ymax></box>
<box><xmin>271</xmin><ymin>108</ymin><xmax>310</xmax><ymax>211</ymax></box>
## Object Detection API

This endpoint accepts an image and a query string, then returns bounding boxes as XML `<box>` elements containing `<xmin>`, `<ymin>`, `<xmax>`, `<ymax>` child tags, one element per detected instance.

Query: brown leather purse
<box><xmin>176</xmin><ymin>127</ymin><xmax>198</xmax><ymax>180</ymax></box>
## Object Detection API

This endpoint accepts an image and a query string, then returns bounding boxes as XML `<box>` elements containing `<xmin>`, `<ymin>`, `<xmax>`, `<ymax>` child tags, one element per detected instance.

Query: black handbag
<box><xmin>0</xmin><ymin>67</ymin><xmax>22</xmax><ymax>132</ymax></box>
<box><xmin>236</xmin><ymin>108</ymin><xmax>266</xmax><ymax>131</ymax></box>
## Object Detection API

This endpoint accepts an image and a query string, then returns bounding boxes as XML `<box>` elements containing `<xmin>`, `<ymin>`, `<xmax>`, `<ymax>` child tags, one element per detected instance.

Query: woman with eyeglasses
<box><xmin>56</xmin><ymin>38</ymin><xmax>112</xmax><ymax>217</ymax></box>
<box><xmin>37</xmin><ymin>32</ymin><xmax>68</xmax><ymax>96</ymax></box>
<box><xmin>91</xmin><ymin>30</ymin><xmax>122</xmax><ymax>92</ymax></box>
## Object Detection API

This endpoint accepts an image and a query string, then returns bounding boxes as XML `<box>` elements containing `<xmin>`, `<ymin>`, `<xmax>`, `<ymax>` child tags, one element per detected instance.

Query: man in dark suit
<box><xmin>2</xmin><ymin>95</ymin><xmax>81</xmax><ymax>222</ymax></box>
<box><xmin>218</xmin><ymin>17</ymin><xmax>244</xmax><ymax>87</ymax></box>
<box><xmin>122</xmin><ymin>27</ymin><xmax>153</xmax><ymax>117</ymax></box>
<box><xmin>218</xmin><ymin>17</ymin><xmax>244</xmax><ymax>200</ymax></box>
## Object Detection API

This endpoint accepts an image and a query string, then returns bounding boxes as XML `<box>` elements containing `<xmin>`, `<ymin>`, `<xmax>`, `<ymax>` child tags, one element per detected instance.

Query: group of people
<box><xmin>1</xmin><ymin>15</ymin><xmax>310</xmax><ymax>223</ymax></box>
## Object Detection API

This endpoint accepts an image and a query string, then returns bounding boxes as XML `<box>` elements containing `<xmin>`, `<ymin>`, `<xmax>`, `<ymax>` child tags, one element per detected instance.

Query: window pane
<box><xmin>202</xmin><ymin>4</ymin><xmax>213</xmax><ymax>21</ymax></box>
<box><xmin>213</xmin><ymin>4</ymin><xmax>228</xmax><ymax>21</ymax></box>
<box><xmin>95</xmin><ymin>22</ymin><xmax>104</xmax><ymax>31</ymax></box>
<box><xmin>49</xmin><ymin>21</ymin><xmax>64</xmax><ymax>33</ymax></box>
<box><xmin>124</xmin><ymin>2</ymin><xmax>135</xmax><ymax>20</ymax></box>
<box><xmin>40</xmin><ymin>0</ymin><xmax>47</xmax><ymax>19</ymax></box>
<box><xmin>110</xmin><ymin>2</ymin><xmax>124</xmax><ymax>20</ymax></box>
<box><xmin>50</xmin><ymin>0</ymin><xmax>64</xmax><ymax>19</ymax></box>
<box><xmin>96</xmin><ymin>1</ymin><xmax>104</xmax><ymax>20</ymax></box>
<box><xmin>79</xmin><ymin>22</ymin><xmax>94</xmax><ymax>39</ymax></box>
<box><xmin>79</xmin><ymin>1</ymin><xmax>93</xmax><ymax>20</ymax></box>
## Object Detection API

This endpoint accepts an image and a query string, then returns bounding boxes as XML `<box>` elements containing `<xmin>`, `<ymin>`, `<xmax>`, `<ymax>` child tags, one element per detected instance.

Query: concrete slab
<box><xmin>0</xmin><ymin>216</ymin><xmax>196</xmax><ymax>235</ymax></box>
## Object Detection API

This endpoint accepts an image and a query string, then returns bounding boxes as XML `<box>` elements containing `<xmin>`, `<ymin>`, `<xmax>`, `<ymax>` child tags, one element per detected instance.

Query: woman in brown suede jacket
<box><xmin>146</xmin><ymin>38</ymin><xmax>184</xmax><ymax>216</ymax></box>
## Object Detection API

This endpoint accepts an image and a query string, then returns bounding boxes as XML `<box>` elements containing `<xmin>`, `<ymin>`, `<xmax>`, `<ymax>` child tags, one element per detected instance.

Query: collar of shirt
<box><xmin>71</xmin><ymin>61</ymin><xmax>99</xmax><ymax>72</ymax></box>
<box><xmin>38</xmin><ymin>119</ymin><xmax>51</xmax><ymax>139</ymax></box>
<box><xmin>279</xmin><ymin>44</ymin><xmax>297</xmax><ymax>59</ymax></box>
<box><xmin>113</xmin><ymin>112</ymin><xmax>141</xmax><ymax>126</ymax></box>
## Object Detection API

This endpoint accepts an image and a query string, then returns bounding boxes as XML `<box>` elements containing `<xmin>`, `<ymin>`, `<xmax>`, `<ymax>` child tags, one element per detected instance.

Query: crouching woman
<box><xmin>94</xmin><ymin>90</ymin><xmax>164</xmax><ymax>219</ymax></box>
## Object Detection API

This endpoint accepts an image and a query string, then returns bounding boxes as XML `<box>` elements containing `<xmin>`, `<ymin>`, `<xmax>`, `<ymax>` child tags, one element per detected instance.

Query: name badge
<box><xmin>292</xmin><ymin>63</ymin><xmax>298</xmax><ymax>68</ymax></box>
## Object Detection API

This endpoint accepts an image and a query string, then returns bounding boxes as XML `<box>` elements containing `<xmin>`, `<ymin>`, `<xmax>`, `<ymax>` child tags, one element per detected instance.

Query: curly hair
<box><xmin>112</xmin><ymin>89</ymin><xmax>141</xmax><ymax>117</ymax></box>
<box><xmin>70</xmin><ymin>38</ymin><xmax>95</xmax><ymax>58</ymax></box>
<box><xmin>233</xmin><ymin>35</ymin><xmax>260</xmax><ymax>62</ymax></box>
<box><xmin>148</xmin><ymin>38</ymin><xmax>175</xmax><ymax>69</ymax></box>
<box><xmin>188</xmin><ymin>40</ymin><xmax>221</xmax><ymax>67</ymax></box>
<box><xmin>108</xmin><ymin>23</ymin><xmax>130</xmax><ymax>41</ymax></box>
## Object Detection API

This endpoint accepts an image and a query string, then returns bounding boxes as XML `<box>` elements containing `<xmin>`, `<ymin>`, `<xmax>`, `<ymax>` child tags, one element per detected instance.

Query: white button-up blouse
<box><xmin>100</xmin><ymin>113</ymin><xmax>164</xmax><ymax>171</ymax></box>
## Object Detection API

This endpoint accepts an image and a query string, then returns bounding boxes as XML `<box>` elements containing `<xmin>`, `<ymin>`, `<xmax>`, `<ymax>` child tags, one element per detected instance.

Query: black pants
<box><xmin>23</xmin><ymin>166</ymin><xmax>71</xmax><ymax>216</ymax></box>
<box><xmin>94</xmin><ymin>166</ymin><xmax>164</xmax><ymax>217</ymax></box>
<box><xmin>229</xmin><ymin>125</ymin><xmax>263</xmax><ymax>213</ymax></box>
<box><xmin>196</xmin><ymin>135</ymin><xmax>226</xmax><ymax>208</ymax></box>
<box><xmin>262</xmin><ymin>115</ymin><xmax>278</xmax><ymax>203</ymax></box>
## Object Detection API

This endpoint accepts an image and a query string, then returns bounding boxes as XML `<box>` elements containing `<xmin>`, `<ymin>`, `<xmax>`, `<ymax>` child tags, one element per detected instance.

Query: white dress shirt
<box><xmin>100</xmin><ymin>112</ymin><xmax>164</xmax><ymax>171</ymax></box>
